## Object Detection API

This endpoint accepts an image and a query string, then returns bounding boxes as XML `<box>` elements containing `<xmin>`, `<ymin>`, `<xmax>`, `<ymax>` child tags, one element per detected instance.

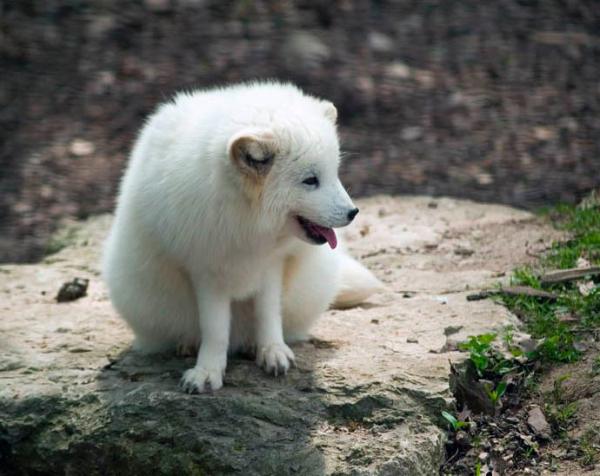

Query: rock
<box><xmin>573</xmin><ymin>341</ymin><xmax>588</xmax><ymax>352</ymax></box>
<box><xmin>401</xmin><ymin>126</ymin><xmax>423</xmax><ymax>142</ymax></box>
<box><xmin>455</xmin><ymin>430</ymin><xmax>471</xmax><ymax>448</ymax></box>
<box><xmin>87</xmin><ymin>16</ymin><xmax>118</xmax><ymax>40</ymax></box>
<box><xmin>513</xmin><ymin>332</ymin><xmax>539</xmax><ymax>354</ymax></box>
<box><xmin>577</xmin><ymin>280</ymin><xmax>595</xmax><ymax>297</ymax></box>
<box><xmin>532</xmin><ymin>126</ymin><xmax>556</xmax><ymax>141</ymax></box>
<box><xmin>476</xmin><ymin>172</ymin><xmax>494</xmax><ymax>186</ymax></box>
<box><xmin>283</xmin><ymin>32</ymin><xmax>331</xmax><ymax>69</ymax></box>
<box><xmin>527</xmin><ymin>405</ymin><xmax>551</xmax><ymax>439</ymax></box>
<box><xmin>56</xmin><ymin>277</ymin><xmax>89</xmax><ymax>302</ymax></box>
<box><xmin>144</xmin><ymin>0</ymin><xmax>172</xmax><ymax>12</ymax></box>
<box><xmin>0</xmin><ymin>196</ymin><xmax>558</xmax><ymax>475</ymax></box>
<box><xmin>454</xmin><ymin>246</ymin><xmax>474</xmax><ymax>257</ymax></box>
<box><xmin>368</xmin><ymin>32</ymin><xmax>395</xmax><ymax>53</ymax></box>
<box><xmin>384</xmin><ymin>62</ymin><xmax>411</xmax><ymax>79</ymax></box>
<box><xmin>444</xmin><ymin>326</ymin><xmax>463</xmax><ymax>337</ymax></box>
<box><xmin>69</xmin><ymin>139</ymin><xmax>95</xmax><ymax>157</ymax></box>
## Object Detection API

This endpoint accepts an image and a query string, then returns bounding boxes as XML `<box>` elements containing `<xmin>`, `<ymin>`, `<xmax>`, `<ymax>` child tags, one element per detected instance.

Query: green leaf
<box><xmin>478</xmin><ymin>333</ymin><xmax>497</xmax><ymax>345</ymax></box>
<box><xmin>470</xmin><ymin>353</ymin><xmax>489</xmax><ymax>373</ymax></box>
<box><xmin>495</xmin><ymin>381</ymin><xmax>508</xmax><ymax>399</ymax></box>
<box><xmin>509</xmin><ymin>347</ymin><xmax>524</xmax><ymax>357</ymax></box>
<box><xmin>441</xmin><ymin>411</ymin><xmax>458</xmax><ymax>430</ymax></box>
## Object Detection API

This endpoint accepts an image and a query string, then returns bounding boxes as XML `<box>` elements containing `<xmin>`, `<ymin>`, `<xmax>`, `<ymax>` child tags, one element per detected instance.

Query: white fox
<box><xmin>102</xmin><ymin>81</ymin><xmax>382</xmax><ymax>393</ymax></box>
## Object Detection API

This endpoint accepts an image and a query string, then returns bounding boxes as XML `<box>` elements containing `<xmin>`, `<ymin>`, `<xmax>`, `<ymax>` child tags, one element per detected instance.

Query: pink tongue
<box><xmin>313</xmin><ymin>224</ymin><xmax>337</xmax><ymax>249</ymax></box>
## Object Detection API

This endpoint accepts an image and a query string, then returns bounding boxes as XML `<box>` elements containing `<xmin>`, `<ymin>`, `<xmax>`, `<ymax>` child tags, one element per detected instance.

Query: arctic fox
<box><xmin>102</xmin><ymin>81</ymin><xmax>382</xmax><ymax>393</ymax></box>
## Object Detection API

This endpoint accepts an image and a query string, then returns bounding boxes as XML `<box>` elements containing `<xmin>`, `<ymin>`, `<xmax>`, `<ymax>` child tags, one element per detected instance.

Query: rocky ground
<box><xmin>0</xmin><ymin>196</ymin><xmax>563</xmax><ymax>475</ymax></box>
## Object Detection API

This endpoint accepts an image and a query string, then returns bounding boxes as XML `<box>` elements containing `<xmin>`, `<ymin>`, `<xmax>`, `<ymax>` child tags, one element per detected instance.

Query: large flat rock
<box><xmin>0</xmin><ymin>196</ymin><xmax>561</xmax><ymax>475</ymax></box>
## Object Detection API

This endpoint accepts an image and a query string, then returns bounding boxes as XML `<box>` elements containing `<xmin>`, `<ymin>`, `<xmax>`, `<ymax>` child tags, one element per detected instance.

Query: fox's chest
<box><xmin>198</xmin><ymin>245</ymin><xmax>284</xmax><ymax>300</ymax></box>
<box><xmin>187</xmin><ymin>228</ymin><xmax>293</xmax><ymax>300</ymax></box>
<box><xmin>221</xmin><ymin>256</ymin><xmax>268</xmax><ymax>299</ymax></box>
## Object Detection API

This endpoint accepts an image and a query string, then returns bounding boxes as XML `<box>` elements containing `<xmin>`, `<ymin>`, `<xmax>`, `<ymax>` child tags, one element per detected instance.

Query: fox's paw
<box><xmin>180</xmin><ymin>365</ymin><xmax>224</xmax><ymax>393</ymax></box>
<box><xmin>256</xmin><ymin>342</ymin><xmax>295</xmax><ymax>376</ymax></box>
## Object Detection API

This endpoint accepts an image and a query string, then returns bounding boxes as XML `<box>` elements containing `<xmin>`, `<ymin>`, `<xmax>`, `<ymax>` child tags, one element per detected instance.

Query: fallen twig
<box><xmin>467</xmin><ymin>286</ymin><xmax>558</xmax><ymax>302</ymax></box>
<box><xmin>466</xmin><ymin>291</ymin><xmax>496</xmax><ymax>301</ymax></box>
<box><xmin>539</xmin><ymin>266</ymin><xmax>600</xmax><ymax>284</ymax></box>
<box><xmin>501</xmin><ymin>286</ymin><xmax>559</xmax><ymax>300</ymax></box>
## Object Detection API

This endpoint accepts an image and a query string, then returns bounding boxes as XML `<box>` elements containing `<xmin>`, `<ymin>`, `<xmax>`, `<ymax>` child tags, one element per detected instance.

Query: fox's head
<box><xmin>227</xmin><ymin>99</ymin><xmax>358</xmax><ymax>248</ymax></box>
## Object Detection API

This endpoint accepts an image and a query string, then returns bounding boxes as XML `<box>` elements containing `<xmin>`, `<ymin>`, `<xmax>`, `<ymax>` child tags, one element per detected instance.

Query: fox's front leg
<box><xmin>180</xmin><ymin>285</ymin><xmax>231</xmax><ymax>393</ymax></box>
<box><xmin>255</xmin><ymin>261</ymin><xmax>295</xmax><ymax>375</ymax></box>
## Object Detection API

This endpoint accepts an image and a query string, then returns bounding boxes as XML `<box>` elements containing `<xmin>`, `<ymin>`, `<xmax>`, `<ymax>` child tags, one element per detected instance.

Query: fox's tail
<box><xmin>332</xmin><ymin>251</ymin><xmax>385</xmax><ymax>309</ymax></box>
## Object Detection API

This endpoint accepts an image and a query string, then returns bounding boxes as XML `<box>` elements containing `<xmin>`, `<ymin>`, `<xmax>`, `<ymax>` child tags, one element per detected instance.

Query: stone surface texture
<box><xmin>0</xmin><ymin>196</ymin><xmax>561</xmax><ymax>475</ymax></box>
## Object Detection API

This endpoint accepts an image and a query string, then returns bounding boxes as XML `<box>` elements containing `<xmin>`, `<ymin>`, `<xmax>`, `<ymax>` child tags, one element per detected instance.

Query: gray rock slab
<box><xmin>0</xmin><ymin>196</ymin><xmax>562</xmax><ymax>475</ymax></box>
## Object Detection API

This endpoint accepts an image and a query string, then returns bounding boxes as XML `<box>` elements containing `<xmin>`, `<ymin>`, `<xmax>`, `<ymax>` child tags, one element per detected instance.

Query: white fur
<box><xmin>102</xmin><ymin>81</ymin><xmax>381</xmax><ymax>392</ymax></box>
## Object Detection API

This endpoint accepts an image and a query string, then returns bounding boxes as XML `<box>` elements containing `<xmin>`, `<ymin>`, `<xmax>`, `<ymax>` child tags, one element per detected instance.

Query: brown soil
<box><xmin>2</xmin><ymin>1</ymin><xmax>600</xmax><ymax>262</ymax></box>
<box><xmin>528</xmin><ymin>346</ymin><xmax>600</xmax><ymax>475</ymax></box>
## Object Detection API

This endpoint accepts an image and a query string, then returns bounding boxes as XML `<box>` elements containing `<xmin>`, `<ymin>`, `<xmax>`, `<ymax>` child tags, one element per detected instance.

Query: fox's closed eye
<box><xmin>302</xmin><ymin>176</ymin><xmax>319</xmax><ymax>187</ymax></box>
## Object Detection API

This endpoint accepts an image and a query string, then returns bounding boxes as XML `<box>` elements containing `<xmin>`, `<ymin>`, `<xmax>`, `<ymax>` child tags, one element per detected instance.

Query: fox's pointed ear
<box><xmin>228</xmin><ymin>129</ymin><xmax>277</xmax><ymax>178</ymax></box>
<box><xmin>321</xmin><ymin>101</ymin><xmax>337</xmax><ymax>124</ymax></box>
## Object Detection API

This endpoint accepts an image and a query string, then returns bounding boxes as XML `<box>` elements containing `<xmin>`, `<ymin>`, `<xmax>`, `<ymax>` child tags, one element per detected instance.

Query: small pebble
<box><xmin>56</xmin><ymin>277</ymin><xmax>89</xmax><ymax>303</ymax></box>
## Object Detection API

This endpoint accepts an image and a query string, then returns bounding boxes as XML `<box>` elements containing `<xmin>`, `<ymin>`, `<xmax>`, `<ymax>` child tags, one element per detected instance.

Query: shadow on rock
<box><xmin>1</xmin><ymin>338</ymin><xmax>336</xmax><ymax>476</ymax></box>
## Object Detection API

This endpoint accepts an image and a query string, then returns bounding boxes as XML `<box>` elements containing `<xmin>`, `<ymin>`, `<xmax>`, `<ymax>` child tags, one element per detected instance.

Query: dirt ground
<box><xmin>532</xmin><ymin>346</ymin><xmax>600</xmax><ymax>475</ymax></box>
<box><xmin>2</xmin><ymin>1</ymin><xmax>600</xmax><ymax>263</ymax></box>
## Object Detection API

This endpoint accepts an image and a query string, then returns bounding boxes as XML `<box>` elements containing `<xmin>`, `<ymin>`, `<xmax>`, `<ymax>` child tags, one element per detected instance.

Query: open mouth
<box><xmin>296</xmin><ymin>216</ymin><xmax>337</xmax><ymax>249</ymax></box>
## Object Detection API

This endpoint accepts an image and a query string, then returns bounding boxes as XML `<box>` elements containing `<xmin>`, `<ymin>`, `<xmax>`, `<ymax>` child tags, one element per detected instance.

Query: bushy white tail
<box><xmin>332</xmin><ymin>252</ymin><xmax>384</xmax><ymax>309</ymax></box>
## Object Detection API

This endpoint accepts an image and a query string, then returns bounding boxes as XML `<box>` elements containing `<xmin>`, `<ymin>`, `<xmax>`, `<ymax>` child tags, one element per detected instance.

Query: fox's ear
<box><xmin>228</xmin><ymin>129</ymin><xmax>277</xmax><ymax>178</ymax></box>
<box><xmin>321</xmin><ymin>101</ymin><xmax>337</xmax><ymax>124</ymax></box>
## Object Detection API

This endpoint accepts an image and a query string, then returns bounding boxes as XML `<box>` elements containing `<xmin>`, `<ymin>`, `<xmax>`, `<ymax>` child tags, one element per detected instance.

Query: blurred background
<box><xmin>1</xmin><ymin>0</ymin><xmax>599</xmax><ymax>263</ymax></box>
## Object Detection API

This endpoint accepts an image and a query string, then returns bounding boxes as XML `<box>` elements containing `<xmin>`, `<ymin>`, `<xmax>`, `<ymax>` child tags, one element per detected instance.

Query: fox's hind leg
<box><xmin>103</xmin><ymin>222</ymin><xmax>199</xmax><ymax>354</ymax></box>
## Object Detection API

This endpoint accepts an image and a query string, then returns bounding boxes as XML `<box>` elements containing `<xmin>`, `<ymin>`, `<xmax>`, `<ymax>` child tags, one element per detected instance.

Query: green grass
<box><xmin>44</xmin><ymin>224</ymin><xmax>80</xmax><ymax>256</ymax></box>
<box><xmin>544</xmin><ymin>204</ymin><xmax>600</xmax><ymax>268</ymax></box>
<box><xmin>499</xmin><ymin>202</ymin><xmax>600</xmax><ymax>364</ymax></box>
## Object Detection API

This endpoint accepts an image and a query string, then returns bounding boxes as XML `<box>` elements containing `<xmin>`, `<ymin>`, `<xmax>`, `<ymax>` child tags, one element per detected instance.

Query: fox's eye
<box><xmin>302</xmin><ymin>176</ymin><xmax>319</xmax><ymax>187</ymax></box>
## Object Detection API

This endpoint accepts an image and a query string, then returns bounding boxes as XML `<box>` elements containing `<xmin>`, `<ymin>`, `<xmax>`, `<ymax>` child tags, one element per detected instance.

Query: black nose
<box><xmin>347</xmin><ymin>208</ymin><xmax>359</xmax><ymax>222</ymax></box>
